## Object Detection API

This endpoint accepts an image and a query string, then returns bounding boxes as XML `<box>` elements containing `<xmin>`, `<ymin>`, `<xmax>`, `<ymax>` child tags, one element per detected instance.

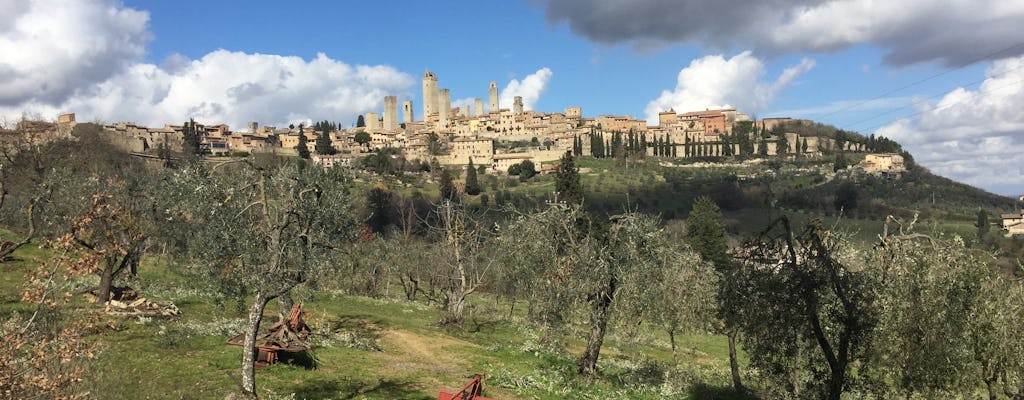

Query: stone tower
<box><xmin>422</xmin><ymin>70</ymin><xmax>438</xmax><ymax>120</ymax></box>
<box><xmin>460</xmin><ymin>105</ymin><xmax>470</xmax><ymax>117</ymax></box>
<box><xmin>438</xmin><ymin>88</ymin><xmax>451</xmax><ymax>128</ymax></box>
<box><xmin>488</xmin><ymin>81</ymin><xmax>499</xmax><ymax>113</ymax></box>
<box><xmin>474</xmin><ymin>98</ymin><xmax>484</xmax><ymax>117</ymax></box>
<box><xmin>383</xmin><ymin>95</ymin><xmax>398</xmax><ymax>131</ymax></box>
<box><xmin>402</xmin><ymin>100</ymin><xmax>414</xmax><ymax>123</ymax></box>
<box><xmin>513</xmin><ymin>96</ymin><xmax>523</xmax><ymax>115</ymax></box>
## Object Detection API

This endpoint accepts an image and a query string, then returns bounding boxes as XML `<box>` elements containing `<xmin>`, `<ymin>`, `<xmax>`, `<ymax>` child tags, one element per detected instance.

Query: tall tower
<box><xmin>460</xmin><ymin>105</ymin><xmax>470</xmax><ymax>117</ymax></box>
<box><xmin>402</xmin><ymin>100</ymin><xmax>414</xmax><ymax>123</ymax></box>
<box><xmin>513</xmin><ymin>96</ymin><xmax>523</xmax><ymax>115</ymax></box>
<box><xmin>474</xmin><ymin>98</ymin><xmax>484</xmax><ymax>117</ymax></box>
<box><xmin>422</xmin><ymin>70</ymin><xmax>438</xmax><ymax>120</ymax></box>
<box><xmin>438</xmin><ymin>88</ymin><xmax>451</xmax><ymax>128</ymax></box>
<box><xmin>383</xmin><ymin>95</ymin><xmax>398</xmax><ymax>131</ymax></box>
<box><xmin>488</xmin><ymin>81</ymin><xmax>499</xmax><ymax>113</ymax></box>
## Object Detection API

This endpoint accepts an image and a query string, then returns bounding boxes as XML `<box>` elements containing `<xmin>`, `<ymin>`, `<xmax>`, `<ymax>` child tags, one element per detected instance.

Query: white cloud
<box><xmin>0</xmin><ymin>1</ymin><xmax>416</xmax><ymax>129</ymax></box>
<box><xmin>644</xmin><ymin>52</ymin><xmax>814</xmax><ymax>122</ymax></box>
<box><xmin>0</xmin><ymin>0</ymin><xmax>150</xmax><ymax>104</ymax></box>
<box><xmin>1</xmin><ymin>51</ymin><xmax>415</xmax><ymax>129</ymax></box>
<box><xmin>541</xmin><ymin>0</ymin><xmax>1024</xmax><ymax>66</ymax></box>
<box><xmin>500</xmin><ymin>68</ymin><xmax>553</xmax><ymax>111</ymax></box>
<box><xmin>875</xmin><ymin>56</ymin><xmax>1024</xmax><ymax>195</ymax></box>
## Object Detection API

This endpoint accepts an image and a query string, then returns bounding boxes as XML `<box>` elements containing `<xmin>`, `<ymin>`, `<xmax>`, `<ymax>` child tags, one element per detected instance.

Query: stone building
<box><xmin>1002</xmin><ymin>208</ymin><xmax>1024</xmax><ymax>236</ymax></box>
<box><xmin>445</xmin><ymin>136</ymin><xmax>493</xmax><ymax>166</ymax></box>
<box><xmin>860</xmin><ymin>153</ymin><xmax>906</xmax><ymax>173</ymax></box>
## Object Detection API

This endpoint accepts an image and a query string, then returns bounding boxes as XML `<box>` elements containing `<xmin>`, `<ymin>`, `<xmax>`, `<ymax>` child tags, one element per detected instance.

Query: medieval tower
<box><xmin>513</xmin><ymin>96</ymin><xmax>523</xmax><ymax>115</ymax></box>
<box><xmin>422</xmin><ymin>70</ymin><xmax>438</xmax><ymax>120</ymax></box>
<box><xmin>383</xmin><ymin>95</ymin><xmax>398</xmax><ymax>130</ymax></box>
<box><xmin>488</xmin><ymin>81</ymin><xmax>499</xmax><ymax>113</ymax></box>
<box><xmin>474</xmin><ymin>98</ymin><xmax>484</xmax><ymax>116</ymax></box>
<box><xmin>438</xmin><ymin>88</ymin><xmax>451</xmax><ymax>127</ymax></box>
<box><xmin>402</xmin><ymin>100</ymin><xmax>414</xmax><ymax>123</ymax></box>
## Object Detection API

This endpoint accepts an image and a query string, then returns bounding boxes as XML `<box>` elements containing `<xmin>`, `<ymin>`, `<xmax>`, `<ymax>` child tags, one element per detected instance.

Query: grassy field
<box><xmin>1</xmin><ymin>229</ymin><xmax>749</xmax><ymax>400</ymax></box>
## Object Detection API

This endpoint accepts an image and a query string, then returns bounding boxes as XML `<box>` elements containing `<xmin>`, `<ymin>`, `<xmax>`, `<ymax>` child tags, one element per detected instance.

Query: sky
<box><xmin>1</xmin><ymin>0</ymin><xmax>1022</xmax><ymax>196</ymax></box>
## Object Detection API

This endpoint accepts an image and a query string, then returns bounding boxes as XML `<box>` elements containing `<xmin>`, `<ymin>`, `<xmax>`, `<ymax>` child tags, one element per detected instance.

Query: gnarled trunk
<box><xmin>578</xmin><ymin>277</ymin><xmax>616</xmax><ymax>375</ymax></box>
<box><xmin>241</xmin><ymin>291</ymin><xmax>272</xmax><ymax>398</ymax></box>
<box><xmin>728</xmin><ymin>329</ymin><xmax>744</xmax><ymax>392</ymax></box>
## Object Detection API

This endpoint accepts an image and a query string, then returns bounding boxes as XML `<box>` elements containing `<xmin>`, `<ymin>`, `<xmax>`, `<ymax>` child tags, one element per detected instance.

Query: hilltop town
<box><xmin>81</xmin><ymin>69</ymin><xmax>908</xmax><ymax>174</ymax></box>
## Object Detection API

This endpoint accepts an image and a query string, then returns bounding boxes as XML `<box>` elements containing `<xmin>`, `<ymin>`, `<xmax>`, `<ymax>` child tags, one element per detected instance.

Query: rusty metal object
<box><xmin>438</xmin><ymin>374</ymin><xmax>494</xmax><ymax>400</ymax></box>
<box><xmin>227</xmin><ymin>303</ymin><xmax>312</xmax><ymax>368</ymax></box>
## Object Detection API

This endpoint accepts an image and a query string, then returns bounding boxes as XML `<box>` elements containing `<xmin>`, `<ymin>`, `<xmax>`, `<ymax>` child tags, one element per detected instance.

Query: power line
<box><xmin>857</xmin><ymin>77</ymin><xmax>1024</xmax><ymax>133</ymax></box>
<box><xmin>818</xmin><ymin>41</ymin><xmax>1024</xmax><ymax>120</ymax></box>
<box><xmin>843</xmin><ymin>62</ymin><xmax>1024</xmax><ymax>129</ymax></box>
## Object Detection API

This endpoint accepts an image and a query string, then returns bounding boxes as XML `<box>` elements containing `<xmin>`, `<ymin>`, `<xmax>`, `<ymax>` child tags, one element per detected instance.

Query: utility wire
<box><xmin>857</xmin><ymin>77</ymin><xmax>1024</xmax><ymax>133</ymax></box>
<box><xmin>843</xmin><ymin>62</ymin><xmax>1024</xmax><ymax>129</ymax></box>
<box><xmin>818</xmin><ymin>41</ymin><xmax>1024</xmax><ymax>120</ymax></box>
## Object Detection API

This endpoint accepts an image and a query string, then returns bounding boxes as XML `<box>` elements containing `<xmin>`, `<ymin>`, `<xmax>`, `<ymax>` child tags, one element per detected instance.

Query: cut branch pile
<box><xmin>103</xmin><ymin>298</ymin><xmax>180</xmax><ymax>318</ymax></box>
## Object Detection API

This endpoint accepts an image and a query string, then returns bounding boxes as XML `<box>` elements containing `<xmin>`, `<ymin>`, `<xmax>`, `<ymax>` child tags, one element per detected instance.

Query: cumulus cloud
<box><xmin>644</xmin><ymin>52</ymin><xmax>814</xmax><ymax>122</ymax></box>
<box><xmin>0</xmin><ymin>0</ymin><xmax>150</xmax><ymax>104</ymax></box>
<box><xmin>500</xmin><ymin>68</ymin><xmax>553</xmax><ymax>111</ymax></box>
<box><xmin>539</xmin><ymin>0</ymin><xmax>1024</xmax><ymax>66</ymax></box>
<box><xmin>875</xmin><ymin>56</ymin><xmax>1024</xmax><ymax>195</ymax></box>
<box><xmin>0</xmin><ymin>1</ymin><xmax>415</xmax><ymax>129</ymax></box>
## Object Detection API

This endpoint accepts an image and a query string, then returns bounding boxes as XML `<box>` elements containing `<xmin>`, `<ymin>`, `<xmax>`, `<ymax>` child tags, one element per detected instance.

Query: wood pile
<box><xmin>104</xmin><ymin>298</ymin><xmax>180</xmax><ymax>318</ymax></box>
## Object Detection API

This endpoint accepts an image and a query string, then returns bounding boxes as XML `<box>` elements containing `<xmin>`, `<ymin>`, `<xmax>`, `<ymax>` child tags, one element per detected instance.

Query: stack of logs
<box><xmin>104</xmin><ymin>298</ymin><xmax>181</xmax><ymax>318</ymax></box>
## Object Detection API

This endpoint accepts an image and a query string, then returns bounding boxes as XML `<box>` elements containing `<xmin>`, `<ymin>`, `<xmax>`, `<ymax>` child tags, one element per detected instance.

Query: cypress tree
<box><xmin>555</xmin><ymin>151</ymin><xmax>583</xmax><ymax>205</ymax></box>
<box><xmin>295</xmin><ymin>124</ymin><xmax>310</xmax><ymax>159</ymax></box>
<box><xmin>465</xmin><ymin>158</ymin><xmax>481</xmax><ymax>195</ymax></box>
<box><xmin>439</xmin><ymin>169</ymin><xmax>457</xmax><ymax>201</ymax></box>
<box><xmin>315</xmin><ymin>125</ymin><xmax>337</xmax><ymax>155</ymax></box>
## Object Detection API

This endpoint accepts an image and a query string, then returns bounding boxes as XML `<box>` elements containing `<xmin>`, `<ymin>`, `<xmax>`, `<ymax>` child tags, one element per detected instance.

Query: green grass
<box><xmin>1</xmin><ymin>234</ymin><xmax>751</xmax><ymax>399</ymax></box>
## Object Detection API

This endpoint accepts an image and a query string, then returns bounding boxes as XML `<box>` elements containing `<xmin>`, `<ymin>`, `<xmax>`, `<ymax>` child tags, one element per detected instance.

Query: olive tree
<box><xmin>499</xmin><ymin>205</ymin><xmax>708</xmax><ymax>375</ymax></box>
<box><xmin>164</xmin><ymin>160</ymin><xmax>357</xmax><ymax>398</ymax></box>
<box><xmin>735</xmin><ymin>217</ymin><xmax>878</xmax><ymax>400</ymax></box>
<box><xmin>866</xmin><ymin>224</ymin><xmax>1024</xmax><ymax>399</ymax></box>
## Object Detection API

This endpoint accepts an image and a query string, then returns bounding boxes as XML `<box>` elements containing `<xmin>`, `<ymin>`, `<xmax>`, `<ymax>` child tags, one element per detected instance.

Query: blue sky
<box><xmin>1</xmin><ymin>0</ymin><xmax>1021</xmax><ymax>195</ymax></box>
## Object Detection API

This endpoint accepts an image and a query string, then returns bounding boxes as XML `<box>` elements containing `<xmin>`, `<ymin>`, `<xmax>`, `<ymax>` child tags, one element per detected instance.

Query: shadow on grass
<box><xmin>278</xmin><ymin>350</ymin><xmax>318</xmax><ymax>370</ymax></box>
<box><xmin>292</xmin><ymin>377</ymin><xmax>432</xmax><ymax>400</ymax></box>
<box><xmin>690</xmin><ymin>383</ymin><xmax>761</xmax><ymax>400</ymax></box>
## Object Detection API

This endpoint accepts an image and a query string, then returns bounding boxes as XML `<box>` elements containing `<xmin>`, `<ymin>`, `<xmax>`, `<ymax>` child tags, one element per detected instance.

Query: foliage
<box><xmin>464</xmin><ymin>158</ymin><xmax>481</xmax><ymax>196</ymax></box>
<box><xmin>498</xmin><ymin>205</ymin><xmax>711</xmax><ymax>375</ymax></box>
<box><xmin>353</xmin><ymin>131</ymin><xmax>371</xmax><ymax>147</ymax></box>
<box><xmin>864</xmin><ymin>226</ymin><xmax>1024</xmax><ymax>398</ymax></box>
<box><xmin>162</xmin><ymin>159</ymin><xmax>358</xmax><ymax>397</ymax></box>
<box><xmin>554</xmin><ymin>151</ymin><xmax>583</xmax><ymax>205</ymax></box>
<box><xmin>295</xmin><ymin>126</ymin><xmax>310</xmax><ymax>159</ymax></box>
<box><xmin>314</xmin><ymin>125</ymin><xmax>337</xmax><ymax>155</ymax></box>
<box><xmin>439</xmin><ymin>169</ymin><xmax>457</xmax><ymax>201</ymax></box>
<box><xmin>735</xmin><ymin>217</ymin><xmax>877</xmax><ymax>400</ymax></box>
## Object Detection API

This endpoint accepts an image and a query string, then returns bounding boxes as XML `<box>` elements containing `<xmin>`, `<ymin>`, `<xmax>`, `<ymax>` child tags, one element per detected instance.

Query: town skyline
<box><xmin>1</xmin><ymin>0</ymin><xmax>1021</xmax><ymax>195</ymax></box>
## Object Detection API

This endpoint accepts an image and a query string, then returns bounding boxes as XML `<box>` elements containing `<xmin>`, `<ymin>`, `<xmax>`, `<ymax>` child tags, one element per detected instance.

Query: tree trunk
<box><xmin>241</xmin><ymin>292</ymin><xmax>271</xmax><ymax>398</ymax></box>
<box><xmin>578</xmin><ymin>279</ymin><xmax>615</xmax><ymax>375</ymax></box>
<box><xmin>668</xmin><ymin>328</ymin><xmax>678</xmax><ymax>364</ymax></box>
<box><xmin>0</xmin><ymin>198</ymin><xmax>38</xmax><ymax>262</ymax></box>
<box><xmin>447</xmin><ymin>295</ymin><xmax>465</xmax><ymax>324</ymax></box>
<box><xmin>987</xmin><ymin>377</ymin><xmax>999</xmax><ymax>400</ymax></box>
<box><xmin>98</xmin><ymin>261</ymin><xmax>115</xmax><ymax>302</ymax></box>
<box><xmin>728</xmin><ymin>330</ymin><xmax>744</xmax><ymax>393</ymax></box>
